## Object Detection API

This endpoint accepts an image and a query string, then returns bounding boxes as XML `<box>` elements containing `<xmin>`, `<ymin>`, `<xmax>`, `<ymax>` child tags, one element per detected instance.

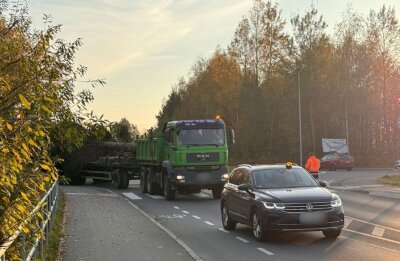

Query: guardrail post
<box><xmin>19</xmin><ymin>234</ymin><xmax>26</xmax><ymax>260</ymax></box>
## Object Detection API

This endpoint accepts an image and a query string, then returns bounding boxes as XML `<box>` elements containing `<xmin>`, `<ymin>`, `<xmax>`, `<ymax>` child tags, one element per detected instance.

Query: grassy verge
<box><xmin>43</xmin><ymin>189</ymin><xmax>66</xmax><ymax>261</ymax></box>
<box><xmin>379</xmin><ymin>175</ymin><xmax>400</xmax><ymax>186</ymax></box>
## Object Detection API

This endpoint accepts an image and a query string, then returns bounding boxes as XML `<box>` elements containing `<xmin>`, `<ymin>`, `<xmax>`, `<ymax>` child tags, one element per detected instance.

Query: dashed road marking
<box><xmin>257</xmin><ymin>247</ymin><xmax>274</xmax><ymax>255</ymax></box>
<box><xmin>235</xmin><ymin>236</ymin><xmax>249</xmax><ymax>243</ymax></box>
<box><xmin>204</xmin><ymin>221</ymin><xmax>214</xmax><ymax>226</ymax></box>
<box><xmin>173</xmin><ymin>206</ymin><xmax>180</xmax><ymax>210</ymax></box>
<box><xmin>122</xmin><ymin>192</ymin><xmax>142</xmax><ymax>200</ymax></box>
<box><xmin>344</xmin><ymin>218</ymin><xmax>352</xmax><ymax>229</ymax></box>
<box><xmin>372</xmin><ymin>226</ymin><xmax>385</xmax><ymax>237</ymax></box>
<box><xmin>218</xmin><ymin>228</ymin><xmax>229</xmax><ymax>233</ymax></box>
<box><xmin>192</xmin><ymin>215</ymin><xmax>201</xmax><ymax>220</ymax></box>
<box><xmin>147</xmin><ymin>194</ymin><xmax>164</xmax><ymax>199</ymax></box>
<box><xmin>182</xmin><ymin>210</ymin><xmax>190</xmax><ymax>214</ymax></box>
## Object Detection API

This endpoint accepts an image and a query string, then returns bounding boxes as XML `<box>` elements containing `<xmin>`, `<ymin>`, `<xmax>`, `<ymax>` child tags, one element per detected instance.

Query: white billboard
<box><xmin>322</xmin><ymin>138</ymin><xmax>349</xmax><ymax>154</ymax></box>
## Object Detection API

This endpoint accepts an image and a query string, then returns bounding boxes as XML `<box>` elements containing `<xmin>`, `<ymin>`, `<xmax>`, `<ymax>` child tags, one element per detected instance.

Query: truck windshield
<box><xmin>178</xmin><ymin>128</ymin><xmax>225</xmax><ymax>146</ymax></box>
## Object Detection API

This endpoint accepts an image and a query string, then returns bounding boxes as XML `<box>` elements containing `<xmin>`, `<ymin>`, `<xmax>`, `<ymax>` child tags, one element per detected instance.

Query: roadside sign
<box><xmin>396</xmin><ymin>96</ymin><xmax>400</xmax><ymax>107</ymax></box>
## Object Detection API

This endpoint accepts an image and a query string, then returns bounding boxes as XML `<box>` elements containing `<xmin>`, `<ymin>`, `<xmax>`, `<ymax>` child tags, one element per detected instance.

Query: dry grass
<box><xmin>379</xmin><ymin>175</ymin><xmax>400</xmax><ymax>186</ymax></box>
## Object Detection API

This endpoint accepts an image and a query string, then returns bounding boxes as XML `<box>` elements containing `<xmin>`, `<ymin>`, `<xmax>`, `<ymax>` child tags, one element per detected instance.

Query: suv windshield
<box><xmin>253</xmin><ymin>168</ymin><xmax>319</xmax><ymax>189</ymax></box>
<box><xmin>178</xmin><ymin>128</ymin><xmax>225</xmax><ymax>146</ymax></box>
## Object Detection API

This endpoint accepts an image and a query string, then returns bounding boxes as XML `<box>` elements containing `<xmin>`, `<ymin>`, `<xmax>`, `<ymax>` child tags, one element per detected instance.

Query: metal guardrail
<box><xmin>0</xmin><ymin>177</ymin><xmax>59</xmax><ymax>261</ymax></box>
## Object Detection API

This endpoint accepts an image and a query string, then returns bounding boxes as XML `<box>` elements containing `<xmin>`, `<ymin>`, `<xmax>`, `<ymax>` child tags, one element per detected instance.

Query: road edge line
<box><xmin>103</xmin><ymin>189</ymin><xmax>203</xmax><ymax>261</ymax></box>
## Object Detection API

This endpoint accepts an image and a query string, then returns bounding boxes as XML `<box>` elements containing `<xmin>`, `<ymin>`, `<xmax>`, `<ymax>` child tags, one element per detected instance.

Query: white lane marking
<box><xmin>204</xmin><ymin>221</ymin><xmax>214</xmax><ymax>226</ymax></box>
<box><xmin>235</xmin><ymin>237</ymin><xmax>249</xmax><ymax>243</ymax></box>
<box><xmin>257</xmin><ymin>247</ymin><xmax>274</xmax><ymax>256</ymax></box>
<box><xmin>372</xmin><ymin>226</ymin><xmax>386</xmax><ymax>237</ymax></box>
<box><xmin>344</xmin><ymin>228</ymin><xmax>400</xmax><ymax>245</ymax></box>
<box><xmin>182</xmin><ymin>210</ymin><xmax>190</xmax><ymax>214</ymax></box>
<box><xmin>122</xmin><ymin>192</ymin><xmax>142</xmax><ymax>200</ymax></box>
<box><xmin>344</xmin><ymin>218</ymin><xmax>352</xmax><ymax>229</ymax></box>
<box><xmin>192</xmin><ymin>215</ymin><xmax>201</xmax><ymax>220</ymax></box>
<box><xmin>147</xmin><ymin>194</ymin><xmax>164</xmax><ymax>199</ymax></box>
<box><xmin>340</xmin><ymin>236</ymin><xmax>400</xmax><ymax>253</ymax></box>
<box><xmin>102</xmin><ymin>189</ymin><xmax>202</xmax><ymax>261</ymax></box>
<box><xmin>174</xmin><ymin>206</ymin><xmax>180</xmax><ymax>210</ymax></box>
<box><xmin>218</xmin><ymin>228</ymin><xmax>229</xmax><ymax>233</ymax></box>
<box><xmin>346</xmin><ymin>216</ymin><xmax>400</xmax><ymax>233</ymax></box>
<box><xmin>65</xmin><ymin>193</ymin><xmax>117</xmax><ymax>197</ymax></box>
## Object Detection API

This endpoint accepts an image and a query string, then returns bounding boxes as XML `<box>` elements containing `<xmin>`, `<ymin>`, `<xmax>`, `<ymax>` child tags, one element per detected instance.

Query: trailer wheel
<box><xmin>146</xmin><ymin>168</ymin><xmax>157</xmax><ymax>195</ymax></box>
<box><xmin>112</xmin><ymin>170</ymin><xmax>123</xmax><ymax>189</ymax></box>
<box><xmin>71</xmin><ymin>176</ymin><xmax>86</xmax><ymax>185</ymax></box>
<box><xmin>120</xmin><ymin>169</ymin><xmax>130</xmax><ymax>189</ymax></box>
<box><xmin>140</xmin><ymin>168</ymin><xmax>147</xmax><ymax>193</ymax></box>
<box><xmin>163</xmin><ymin>174</ymin><xmax>175</xmax><ymax>201</ymax></box>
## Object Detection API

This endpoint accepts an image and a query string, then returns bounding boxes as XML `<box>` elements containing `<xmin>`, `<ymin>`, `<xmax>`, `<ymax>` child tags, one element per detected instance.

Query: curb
<box><xmin>369</xmin><ymin>190</ymin><xmax>400</xmax><ymax>200</ymax></box>
<box><xmin>327</xmin><ymin>181</ymin><xmax>400</xmax><ymax>200</ymax></box>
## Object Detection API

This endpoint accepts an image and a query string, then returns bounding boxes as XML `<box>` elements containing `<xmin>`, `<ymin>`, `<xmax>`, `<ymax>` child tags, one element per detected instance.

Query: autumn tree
<box><xmin>0</xmin><ymin>1</ymin><xmax>107</xmax><ymax>257</ymax></box>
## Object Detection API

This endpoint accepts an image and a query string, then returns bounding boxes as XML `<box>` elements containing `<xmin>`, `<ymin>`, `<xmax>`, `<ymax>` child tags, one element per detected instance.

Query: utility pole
<box><xmin>298</xmin><ymin>70</ymin><xmax>303</xmax><ymax>166</ymax></box>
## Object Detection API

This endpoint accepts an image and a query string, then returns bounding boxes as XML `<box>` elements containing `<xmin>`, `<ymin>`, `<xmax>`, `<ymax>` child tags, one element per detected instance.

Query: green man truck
<box><xmin>137</xmin><ymin>118</ymin><xmax>233</xmax><ymax>200</ymax></box>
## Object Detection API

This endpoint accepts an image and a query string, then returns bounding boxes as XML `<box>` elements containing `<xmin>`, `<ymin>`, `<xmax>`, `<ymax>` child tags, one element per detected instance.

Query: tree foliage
<box><xmin>111</xmin><ymin>118</ymin><xmax>139</xmax><ymax>142</ymax></box>
<box><xmin>157</xmin><ymin>1</ymin><xmax>400</xmax><ymax>166</ymax></box>
<box><xmin>0</xmin><ymin>1</ymin><xmax>107</xmax><ymax>257</ymax></box>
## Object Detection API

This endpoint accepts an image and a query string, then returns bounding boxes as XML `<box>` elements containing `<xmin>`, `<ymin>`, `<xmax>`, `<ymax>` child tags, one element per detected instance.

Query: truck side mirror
<box><xmin>231</xmin><ymin>129</ymin><xmax>236</xmax><ymax>144</ymax></box>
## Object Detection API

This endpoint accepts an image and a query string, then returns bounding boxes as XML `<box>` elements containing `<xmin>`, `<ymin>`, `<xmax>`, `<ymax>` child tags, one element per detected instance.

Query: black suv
<box><xmin>220</xmin><ymin>163</ymin><xmax>344</xmax><ymax>241</ymax></box>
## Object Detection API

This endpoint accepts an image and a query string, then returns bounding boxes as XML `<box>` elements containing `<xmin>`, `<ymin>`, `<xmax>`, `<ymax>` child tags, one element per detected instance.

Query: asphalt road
<box><xmin>64</xmin><ymin>170</ymin><xmax>400</xmax><ymax>261</ymax></box>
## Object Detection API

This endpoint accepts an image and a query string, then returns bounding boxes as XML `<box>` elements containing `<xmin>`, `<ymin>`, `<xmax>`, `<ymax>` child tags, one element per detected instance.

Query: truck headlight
<box><xmin>176</xmin><ymin>175</ymin><xmax>185</xmax><ymax>183</ymax></box>
<box><xmin>221</xmin><ymin>174</ymin><xmax>229</xmax><ymax>182</ymax></box>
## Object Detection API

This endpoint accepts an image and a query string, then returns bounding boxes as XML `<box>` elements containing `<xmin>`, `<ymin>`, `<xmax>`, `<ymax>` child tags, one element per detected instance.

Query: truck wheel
<box><xmin>140</xmin><ymin>168</ymin><xmax>147</xmax><ymax>193</ymax></box>
<box><xmin>163</xmin><ymin>175</ymin><xmax>175</xmax><ymax>201</ymax></box>
<box><xmin>146</xmin><ymin>168</ymin><xmax>156</xmax><ymax>195</ymax></box>
<box><xmin>212</xmin><ymin>186</ymin><xmax>222</xmax><ymax>199</ymax></box>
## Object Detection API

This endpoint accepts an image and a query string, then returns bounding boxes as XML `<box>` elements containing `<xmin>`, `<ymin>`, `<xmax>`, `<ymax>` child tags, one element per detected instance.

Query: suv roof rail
<box><xmin>238</xmin><ymin>164</ymin><xmax>252</xmax><ymax>168</ymax></box>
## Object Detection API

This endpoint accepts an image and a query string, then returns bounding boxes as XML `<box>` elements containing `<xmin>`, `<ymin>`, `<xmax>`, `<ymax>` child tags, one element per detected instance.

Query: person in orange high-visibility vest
<box><xmin>305</xmin><ymin>153</ymin><xmax>320</xmax><ymax>173</ymax></box>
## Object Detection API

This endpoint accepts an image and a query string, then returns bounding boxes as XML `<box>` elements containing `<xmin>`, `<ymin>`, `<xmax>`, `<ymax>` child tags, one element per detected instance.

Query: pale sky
<box><xmin>28</xmin><ymin>0</ymin><xmax>400</xmax><ymax>133</ymax></box>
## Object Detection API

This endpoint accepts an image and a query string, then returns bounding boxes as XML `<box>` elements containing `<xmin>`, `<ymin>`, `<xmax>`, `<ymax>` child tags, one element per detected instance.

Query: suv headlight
<box><xmin>263</xmin><ymin>202</ymin><xmax>285</xmax><ymax>210</ymax></box>
<box><xmin>330</xmin><ymin>194</ymin><xmax>342</xmax><ymax>207</ymax></box>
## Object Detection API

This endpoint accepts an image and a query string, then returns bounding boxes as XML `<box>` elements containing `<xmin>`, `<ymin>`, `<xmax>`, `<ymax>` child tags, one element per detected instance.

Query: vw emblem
<box><xmin>306</xmin><ymin>203</ymin><xmax>313</xmax><ymax>212</ymax></box>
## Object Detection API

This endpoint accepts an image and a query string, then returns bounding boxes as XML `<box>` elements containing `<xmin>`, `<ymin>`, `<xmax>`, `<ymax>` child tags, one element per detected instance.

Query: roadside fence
<box><xmin>0</xmin><ymin>177</ymin><xmax>59</xmax><ymax>261</ymax></box>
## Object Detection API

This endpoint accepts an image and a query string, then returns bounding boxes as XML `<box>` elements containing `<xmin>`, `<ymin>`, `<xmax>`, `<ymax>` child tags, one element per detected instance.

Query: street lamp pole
<box><xmin>298</xmin><ymin>70</ymin><xmax>303</xmax><ymax>166</ymax></box>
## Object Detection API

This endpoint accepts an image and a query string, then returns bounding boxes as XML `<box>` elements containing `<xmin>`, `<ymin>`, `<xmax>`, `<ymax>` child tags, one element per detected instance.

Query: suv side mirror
<box><xmin>319</xmin><ymin>181</ymin><xmax>327</xmax><ymax>187</ymax></box>
<box><xmin>238</xmin><ymin>183</ymin><xmax>249</xmax><ymax>191</ymax></box>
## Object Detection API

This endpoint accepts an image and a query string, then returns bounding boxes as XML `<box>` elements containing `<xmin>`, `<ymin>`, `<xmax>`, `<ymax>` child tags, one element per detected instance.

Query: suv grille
<box><xmin>284</xmin><ymin>202</ymin><xmax>332</xmax><ymax>212</ymax></box>
<box><xmin>186</xmin><ymin>152</ymin><xmax>219</xmax><ymax>163</ymax></box>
